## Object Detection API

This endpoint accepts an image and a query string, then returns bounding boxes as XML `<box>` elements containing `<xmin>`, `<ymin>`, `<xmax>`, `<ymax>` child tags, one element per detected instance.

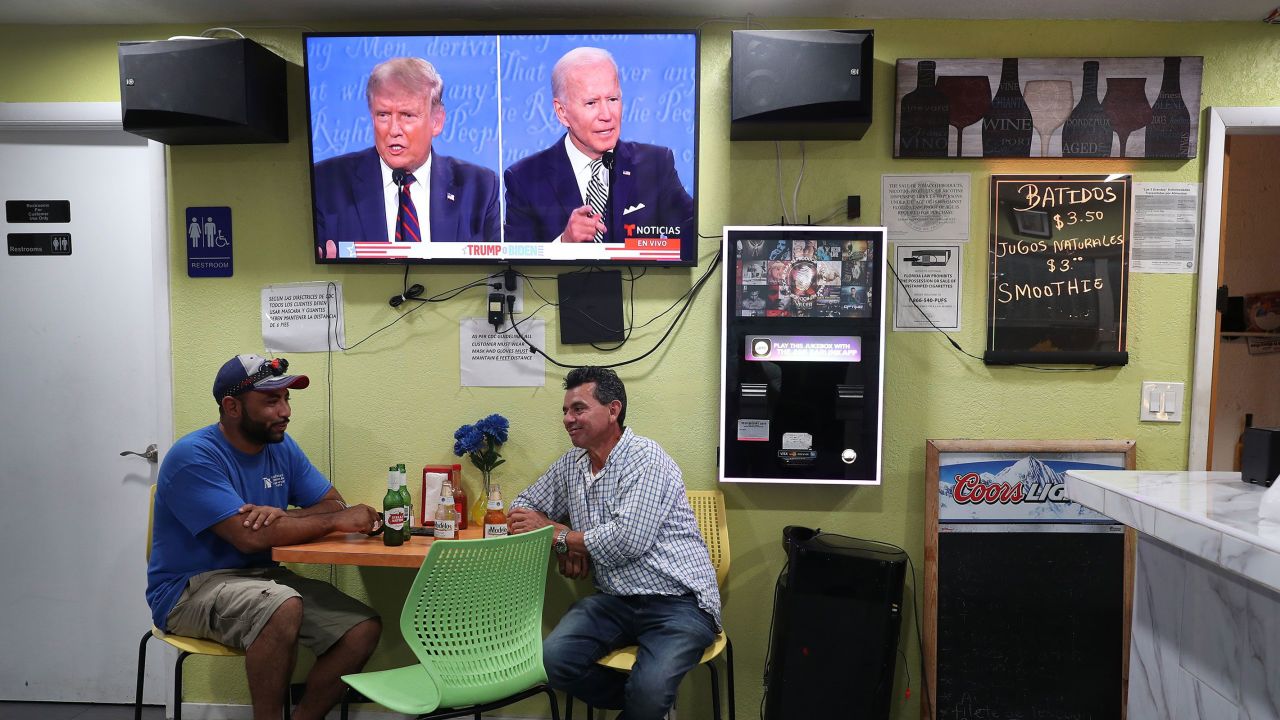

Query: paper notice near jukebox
<box><xmin>882</xmin><ymin>174</ymin><xmax>970</xmax><ymax>241</ymax></box>
<box><xmin>892</xmin><ymin>242</ymin><xmax>962</xmax><ymax>331</ymax></box>
<box><xmin>938</xmin><ymin>453</ymin><xmax>1121</xmax><ymax>523</ymax></box>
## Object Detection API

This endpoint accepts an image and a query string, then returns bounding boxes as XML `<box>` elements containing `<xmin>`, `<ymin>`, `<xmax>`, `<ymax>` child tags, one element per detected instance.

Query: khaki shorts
<box><xmin>165</xmin><ymin>566</ymin><xmax>378</xmax><ymax>655</ymax></box>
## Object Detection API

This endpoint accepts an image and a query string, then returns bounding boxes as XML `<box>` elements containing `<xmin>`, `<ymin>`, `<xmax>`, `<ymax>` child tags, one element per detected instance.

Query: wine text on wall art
<box><xmin>894</xmin><ymin>57</ymin><xmax>1202</xmax><ymax>159</ymax></box>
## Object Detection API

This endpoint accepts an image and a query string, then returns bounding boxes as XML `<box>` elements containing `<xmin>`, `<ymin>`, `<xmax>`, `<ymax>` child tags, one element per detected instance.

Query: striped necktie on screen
<box><xmin>395</xmin><ymin>173</ymin><xmax>421</xmax><ymax>242</ymax></box>
<box><xmin>585</xmin><ymin>158</ymin><xmax>608</xmax><ymax>243</ymax></box>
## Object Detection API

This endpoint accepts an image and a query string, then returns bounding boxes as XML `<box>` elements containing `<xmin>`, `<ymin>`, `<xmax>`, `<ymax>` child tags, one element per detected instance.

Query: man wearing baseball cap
<box><xmin>146</xmin><ymin>354</ymin><xmax>382</xmax><ymax>720</ymax></box>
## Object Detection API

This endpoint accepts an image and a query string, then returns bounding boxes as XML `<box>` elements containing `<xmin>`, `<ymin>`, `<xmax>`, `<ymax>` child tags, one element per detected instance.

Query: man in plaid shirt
<box><xmin>509</xmin><ymin>366</ymin><xmax>720</xmax><ymax>720</ymax></box>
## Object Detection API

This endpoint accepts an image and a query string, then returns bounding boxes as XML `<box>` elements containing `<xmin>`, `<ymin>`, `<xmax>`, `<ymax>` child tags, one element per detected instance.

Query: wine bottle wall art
<box><xmin>894</xmin><ymin>57</ymin><xmax>1202</xmax><ymax>159</ymax></box>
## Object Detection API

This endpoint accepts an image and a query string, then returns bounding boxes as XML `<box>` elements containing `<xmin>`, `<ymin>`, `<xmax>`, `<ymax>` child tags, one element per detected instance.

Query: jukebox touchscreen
<box><xmin>720</xmin><ymin>226</ymin><xmax>887</xmax><ymax>484</ymax></box>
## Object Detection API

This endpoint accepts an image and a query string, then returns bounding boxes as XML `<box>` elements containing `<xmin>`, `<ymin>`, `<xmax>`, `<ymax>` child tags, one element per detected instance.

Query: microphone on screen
<box><xmin>390</xmin><ymin>168</ymin><xmax>408</xmax><ymax>244</ymax></box>
<box><xmin>600</xmin><ymin>150</ymin><xmax>616</xmax><ymax>243</ymax></box>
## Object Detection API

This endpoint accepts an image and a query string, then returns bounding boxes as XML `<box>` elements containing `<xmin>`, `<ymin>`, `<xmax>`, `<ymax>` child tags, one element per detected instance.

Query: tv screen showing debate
<box><xmin>304</xmin><ymin>31</ymin><xmax>700</xmax><ymax>266</ymax></box>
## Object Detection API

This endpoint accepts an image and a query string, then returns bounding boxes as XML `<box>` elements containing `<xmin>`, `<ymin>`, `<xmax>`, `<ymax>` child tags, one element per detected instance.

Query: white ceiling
<box><xmin>0</xmin><ymin>0</ymin><xmax>1276</xmax><ymax>25</ymax></box>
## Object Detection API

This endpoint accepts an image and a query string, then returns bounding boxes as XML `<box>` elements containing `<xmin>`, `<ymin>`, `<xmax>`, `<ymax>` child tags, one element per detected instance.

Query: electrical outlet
<box><xmin>507</xmin><ymin>275</ymin><xmax>524</xmax><ymax>313</ymax></box>
<box><xmin>1139</xmin><ymin>381</ymin><xmax>1184</xmax><ymax>422</ymax></box>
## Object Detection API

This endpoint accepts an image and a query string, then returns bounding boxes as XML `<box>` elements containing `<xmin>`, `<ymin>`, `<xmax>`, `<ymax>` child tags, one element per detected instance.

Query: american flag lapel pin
<box><xmin>622</xmin><ymin>170</ymin><xmax>632</xmax><ymax>176</ymax></box>
<box><xmin>447</xmin><ymin>192</ymin><xmax>456</xmax><ymax>201</ymax></box>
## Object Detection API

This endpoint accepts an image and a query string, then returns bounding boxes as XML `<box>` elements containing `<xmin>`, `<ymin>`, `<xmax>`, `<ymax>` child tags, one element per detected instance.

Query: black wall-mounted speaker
<box><xmin>119</xmin><ymin>38</ymin><xmax>288</xmax><ymax>145</ymax></box>
<box><xmin>731</xmin><ymin>29</ymin><xmax>874</xmax><ymax>141</ymax></box>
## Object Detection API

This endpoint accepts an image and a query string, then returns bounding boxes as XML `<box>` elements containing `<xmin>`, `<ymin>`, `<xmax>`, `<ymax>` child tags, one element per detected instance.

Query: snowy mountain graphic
<box><xmin>982</xmin><ymin>456</ymin><xmax>1060</xmax><ymax>492</ymax></box>
<box><xmin>938</xmin><ymin>456</ymin><xmax>1114</xmax><ymax>523</ymax></box>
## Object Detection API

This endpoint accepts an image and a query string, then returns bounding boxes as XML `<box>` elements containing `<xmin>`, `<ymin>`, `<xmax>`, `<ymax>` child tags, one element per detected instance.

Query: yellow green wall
<box><xmin>4</xmin><ymin>17</ymin><xmax>1277</xmax><ymax>719</ymax></box>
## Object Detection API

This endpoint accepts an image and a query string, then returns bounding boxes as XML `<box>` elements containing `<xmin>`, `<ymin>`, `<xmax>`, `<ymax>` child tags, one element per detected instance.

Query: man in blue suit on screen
<box><xmin>313</xmin><ymin>57</ymin><xmax>500</xmax><ymax>258</ymax></box>
<box><xmin>503</xmin><ymin>47</ymin><xmax>694</xmax><ymax>244</ymax></box>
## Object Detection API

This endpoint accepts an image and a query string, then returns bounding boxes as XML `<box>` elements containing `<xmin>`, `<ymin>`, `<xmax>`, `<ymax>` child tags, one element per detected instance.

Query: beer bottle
<box><xmin>484</xmin><ymin>482</ymin><xmax>509</xmax><ymax>538</ymax></box>
<box><xmin>434</xmin><ymin>479</ymin><xmax>458</xmax><ymax>540</ymax></box>
<box><xmin>452</xmin><ymin>468</ymin><xmax>468</xmax><ymax>531</ymax></box>
<box><xmin>397</xmin><ymin>463</ymin><xmax>413</xmax><ymax>541</ymax></box>
<box><xmin>383</xmin><ymin>466</ymin><xmax>405</xmax><ymax>547</ymax></box>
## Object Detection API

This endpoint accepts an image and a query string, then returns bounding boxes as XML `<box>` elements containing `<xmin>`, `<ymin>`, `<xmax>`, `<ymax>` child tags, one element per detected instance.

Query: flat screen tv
<box><xmin>304</xmin><ymin>31</ymin><xmax>700</xmax><ymax>266</ymax></box>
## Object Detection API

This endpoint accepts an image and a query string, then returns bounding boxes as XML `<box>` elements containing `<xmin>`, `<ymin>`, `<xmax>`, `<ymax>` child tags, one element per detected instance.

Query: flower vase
<box><xmin>470</xmin><ymin>470</ymin><xmax>492</xmax><ymax>528</ymax></box>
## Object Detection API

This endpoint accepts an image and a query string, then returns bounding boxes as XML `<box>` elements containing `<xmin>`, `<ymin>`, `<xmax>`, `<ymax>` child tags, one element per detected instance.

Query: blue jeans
<box><xmin>544</xmin><ymin>593</ymin><xmax>717</xmax><ymax>720</ymax></box>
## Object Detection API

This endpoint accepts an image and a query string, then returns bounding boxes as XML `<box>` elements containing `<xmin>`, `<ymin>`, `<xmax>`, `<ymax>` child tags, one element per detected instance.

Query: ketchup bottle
<box><xmin>451</xmin><ymin>463</ymin><xmax>468</xmax><ymax>530</ymax></box>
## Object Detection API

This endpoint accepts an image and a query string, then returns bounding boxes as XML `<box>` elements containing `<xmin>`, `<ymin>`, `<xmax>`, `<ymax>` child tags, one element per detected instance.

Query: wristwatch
<box><xmin>554</xmin><ymin>529</ymin><xmax>570</xmax><ymax>555</ymax></box>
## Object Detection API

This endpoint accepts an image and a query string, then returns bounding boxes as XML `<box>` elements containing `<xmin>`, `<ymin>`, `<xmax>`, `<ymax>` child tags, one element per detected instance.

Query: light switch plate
<box><xmin>1140</xmin><ymin>381</ymin><xmax>1184</xmax><ymax>422</ymax></box>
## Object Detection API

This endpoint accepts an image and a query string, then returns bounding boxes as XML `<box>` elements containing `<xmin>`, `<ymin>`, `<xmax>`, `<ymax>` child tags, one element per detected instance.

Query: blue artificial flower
<box><xmin>476</xmin><ymin>413</ymin><xmax>509</xmax><ymax>444</ymax></box>
<box><xmin>452</xmin><ymin>424</ymin><xmax>484</xmax><ymax>456</ymax></box>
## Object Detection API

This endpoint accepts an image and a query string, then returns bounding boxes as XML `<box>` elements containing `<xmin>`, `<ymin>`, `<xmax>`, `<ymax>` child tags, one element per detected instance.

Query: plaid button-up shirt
<box><xmin>512</xmin><ymin>427</ymin><xmax>721</xmax><ymax>628</ymax></box>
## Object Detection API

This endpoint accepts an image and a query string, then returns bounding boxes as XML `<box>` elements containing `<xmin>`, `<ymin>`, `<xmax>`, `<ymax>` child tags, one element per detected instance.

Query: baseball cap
<box><xmin>213</xmin><ymin>354</ymin><xmax>310</xmax><ymax>402</ymax></box>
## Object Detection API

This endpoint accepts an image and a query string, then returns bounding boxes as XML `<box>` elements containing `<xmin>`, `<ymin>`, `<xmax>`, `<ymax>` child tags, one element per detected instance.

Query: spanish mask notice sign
<box><xmin>186</xmin><ymin>206</ymin><xmax>232</xmax><ymax>277</ymax></box>
<box><xmin>262</xmin><ymin>282</ymin><xmax>346</xmax><ymax>353</ymax></box>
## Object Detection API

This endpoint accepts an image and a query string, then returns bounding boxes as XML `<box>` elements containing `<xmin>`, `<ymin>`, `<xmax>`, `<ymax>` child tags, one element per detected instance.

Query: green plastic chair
<box><xmin>340</xmin><ymin>525</ymin><xmax>559</xmax><ymax>720</ymax></box>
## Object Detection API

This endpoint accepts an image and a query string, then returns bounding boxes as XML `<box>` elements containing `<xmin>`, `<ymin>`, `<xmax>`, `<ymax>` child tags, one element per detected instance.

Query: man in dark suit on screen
<box><xmin>313</xmin><ymin>57</ymin><xmax>500</xmax><ymax>258</ymax></box>
<box><xmin>503</xmin><ymin>47</ymin><xmax>694</xmax><ymax>244</ymax></box>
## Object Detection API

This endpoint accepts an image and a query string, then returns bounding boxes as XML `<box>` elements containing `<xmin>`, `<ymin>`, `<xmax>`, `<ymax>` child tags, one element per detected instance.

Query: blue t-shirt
<box><xmin>145</xmin><ymin>424</ymin><xmax>331</xmax><ymax>630</ymax></box>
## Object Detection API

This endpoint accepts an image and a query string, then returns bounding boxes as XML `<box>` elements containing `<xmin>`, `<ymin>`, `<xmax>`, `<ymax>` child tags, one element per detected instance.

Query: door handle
<box><xmin>120</xmin><ymin>443</ymin><xmax>158</xmax><ymax>463</ymax></box>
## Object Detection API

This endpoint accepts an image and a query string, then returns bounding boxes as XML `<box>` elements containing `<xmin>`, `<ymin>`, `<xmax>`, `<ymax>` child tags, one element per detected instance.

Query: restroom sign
<box><xmin>186</xmin><ymin>206</ymin><xmax>233</xmax><ymax>277</ymax></box>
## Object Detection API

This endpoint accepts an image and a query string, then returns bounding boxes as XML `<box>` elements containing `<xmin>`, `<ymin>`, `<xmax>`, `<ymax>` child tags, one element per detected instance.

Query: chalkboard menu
<box><xmin>985</xmin><ymin>174</ymin><xmax>1132</xmax><ymax>365</ymax></box>
<box><xmin>936</xmin><ymin>532</ymin><xmax>1125</xmax><ymax>720</ymax></box>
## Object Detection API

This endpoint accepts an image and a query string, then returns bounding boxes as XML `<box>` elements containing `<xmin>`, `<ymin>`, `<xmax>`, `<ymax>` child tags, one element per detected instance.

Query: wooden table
<box><xmin>273</xmin><ymin>527</ymin><xmax>484</xmax><ymax>568</ymax></box>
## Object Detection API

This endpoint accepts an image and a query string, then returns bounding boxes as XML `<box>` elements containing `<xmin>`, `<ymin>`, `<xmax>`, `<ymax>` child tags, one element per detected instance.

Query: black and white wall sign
<box><xmin>8</xmin><ymin>233</ymin><xmax>72</xmax><ymax>256</ymax></box>
<box><xmin>6</xmin><ymin>200</ymin><xmax>71</xmax><ymax>223</ymax></box>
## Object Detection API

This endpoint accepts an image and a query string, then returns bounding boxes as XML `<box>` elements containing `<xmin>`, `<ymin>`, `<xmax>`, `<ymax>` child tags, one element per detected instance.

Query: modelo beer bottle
<box><xmin>484</xmin><ymin>483</ymin><xmax>509</xmax><ymax>538</ymax></box>
<box><xmin>383</xmin><ymin>466</ymin><xmax>405</xmax><ymax>547</ymax></box>
<box><xmin>434</xmin><ymin>479</ymin><xmax>458</xmax><ymax>540</ymax></box>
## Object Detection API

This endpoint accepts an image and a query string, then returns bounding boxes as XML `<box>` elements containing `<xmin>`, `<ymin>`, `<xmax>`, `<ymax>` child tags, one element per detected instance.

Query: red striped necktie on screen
<box><xmin>395</xmin><ymin>173</ymin><xmax>421</xmax><ymax>242</ymax></box>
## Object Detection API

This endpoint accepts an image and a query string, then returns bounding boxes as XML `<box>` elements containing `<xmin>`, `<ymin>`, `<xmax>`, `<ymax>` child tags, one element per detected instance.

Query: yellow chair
<box><xmin>133</xmin><ymin>485</ymin><xmax>290</xmax><ymax>720</ymax></box>
<box><xmin>575</xmin><ymin>489</ymin><xmax>735</xmax><ymax>720</ymax></box>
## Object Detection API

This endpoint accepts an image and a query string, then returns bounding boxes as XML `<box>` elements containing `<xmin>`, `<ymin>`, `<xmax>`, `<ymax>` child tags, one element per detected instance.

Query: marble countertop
<box><xmin>1064</xmin><ymin>470</ymin><xmax>1280</xmax><ymax>594</ymax></box>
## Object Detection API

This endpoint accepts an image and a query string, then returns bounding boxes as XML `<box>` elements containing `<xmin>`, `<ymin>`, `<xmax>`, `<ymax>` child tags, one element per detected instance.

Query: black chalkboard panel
<box><xmin>985</xmin><ymin>174</ymin><xmax>1132</xmax><ymax>366</ymax></box>
<box><xmin>936</xmin><ymin>531</ymin><xmax>1124</xmax><ymax>720</ymax></box>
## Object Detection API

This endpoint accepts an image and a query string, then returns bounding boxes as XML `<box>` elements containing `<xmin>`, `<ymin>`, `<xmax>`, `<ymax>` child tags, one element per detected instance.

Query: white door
<box><xmin>0</xmin><ymin>103</ymin><xmax>172</xmax><ymax>703</ymax></box>
<box><xmin>1189</xmin><ymin>107</ymin><xmax>1280</xmax><ymax>469</ymax></box>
